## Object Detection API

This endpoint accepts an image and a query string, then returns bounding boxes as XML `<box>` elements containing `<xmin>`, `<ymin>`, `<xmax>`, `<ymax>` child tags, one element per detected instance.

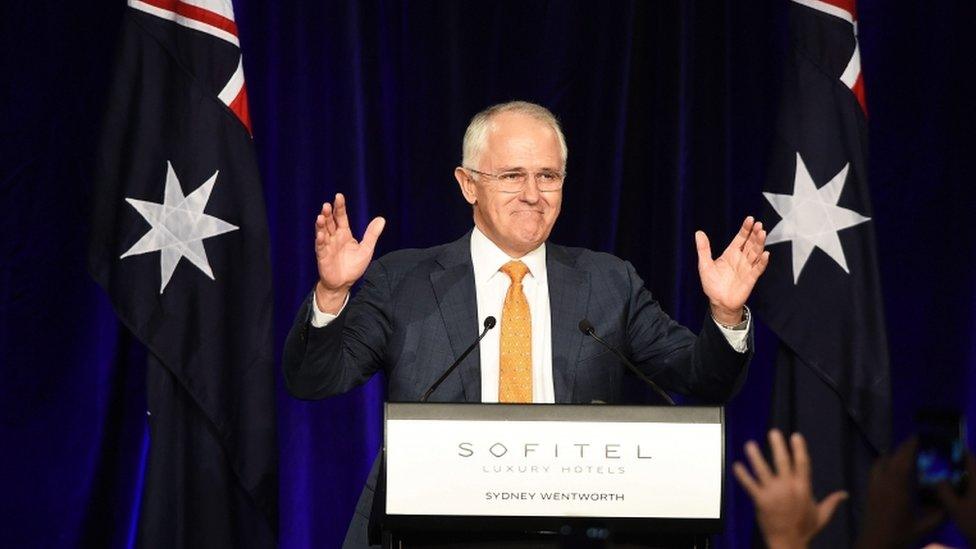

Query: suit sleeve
<box><xmin>282</xmin><ymin>259</ymin><xmax>393</xmax><ymax>400</ymax></box>
<box><xmin>623</xmin><ymin>261</ymin><xmax>752</xmax><ymax>403</ymax></box>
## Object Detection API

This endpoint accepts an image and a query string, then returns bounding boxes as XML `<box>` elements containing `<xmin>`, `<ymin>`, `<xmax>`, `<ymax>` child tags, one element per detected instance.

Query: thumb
<box><xmin>933</xmin><ymin>481</ymin><xmax>960</xmax><ymax>515</ymax></box>
<box><xmin>816</xmin><ymin>491</ymin><xmax>849</xmax><ymax>529</ymax></box>
<box><xmin>695</xmin><ymin>231</ymin><xmax>712</xmax><ymax>269</ymax></box>
<box><xmin>911</xmin><ymin>507</ymin><xmax>948</xmax><ymax>539</ymax></box>
<box><xmin>361</xmin><ymin>216</ymin><xmax>386</xmax><ymax>250</ymax></box>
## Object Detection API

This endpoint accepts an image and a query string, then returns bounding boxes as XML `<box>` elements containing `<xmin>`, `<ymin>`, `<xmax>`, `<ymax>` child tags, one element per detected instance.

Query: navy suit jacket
<box><xmin>284</xmin><ymin>231</ymin><xmax>751</xmax><ymax>404</ymax></box>
<box><xmin>282</xmin><ymin>231</ymin><xmax>753</xmax><ymax>547</ymax></box>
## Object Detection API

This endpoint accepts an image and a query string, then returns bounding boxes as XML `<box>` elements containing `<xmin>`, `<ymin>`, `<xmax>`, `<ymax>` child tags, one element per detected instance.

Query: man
<box><xmin>283</xmin><ymin>101</ymin><xmax>769</xmax><ymax>546</ymax></box>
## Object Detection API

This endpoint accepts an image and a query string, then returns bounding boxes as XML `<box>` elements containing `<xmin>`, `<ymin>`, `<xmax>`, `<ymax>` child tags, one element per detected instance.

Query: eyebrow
<box><xmin>495</xmin><ymin>166</ymin><xmax>561</xmax><ymax>173</ymax></box>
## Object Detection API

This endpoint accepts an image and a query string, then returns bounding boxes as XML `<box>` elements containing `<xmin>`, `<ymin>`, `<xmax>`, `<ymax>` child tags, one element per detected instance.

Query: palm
<box><xmin>314</xmin><ymin>193</ymin><xmax>385</xmax><ymax>292</ymax></box>
<box><xmin>317</xmin><ymin>227</ymin><xmax>375</xmax><ymax>290</ymax></box>
<box><xmin>734</xmin><ymin>431</ymin><xmax>848</xmax><ymax>548</ymax></box>
<box><xmin>753</xmin><ymin>474</ymin><xmax>824</xmax><ymax>541</ymax></box>
<box><xmin>700</xmin><ymin>253</ymin><xmax>755</xmax><ymax>311</ymax></box>
<box><xmin>696</xmin><ymin>217</ymin><xmax>769</xmax><ymax>316</ymax></box>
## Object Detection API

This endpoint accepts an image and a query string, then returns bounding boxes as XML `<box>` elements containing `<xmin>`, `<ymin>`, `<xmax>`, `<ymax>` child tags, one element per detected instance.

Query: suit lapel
<box><xmin>547</xmin><ymin>244</ymin><xmax>590</xmax><ymax>403</ymax></box>
<box><xmin>429</xmin><ymin>232</ymin><xmax>481</xmax><ymax>402</ymax></box>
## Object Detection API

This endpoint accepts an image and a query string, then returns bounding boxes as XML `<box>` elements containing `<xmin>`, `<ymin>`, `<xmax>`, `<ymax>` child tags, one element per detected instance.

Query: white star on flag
<box><xmin>120</xmin><ymin>161</ymin><xmax>239</xmax><ymax>293</ymax></box>
<box><xmin>764</xmin><ymin>152</ymin><xmax>871</xmax><ymax>284</ymax></box>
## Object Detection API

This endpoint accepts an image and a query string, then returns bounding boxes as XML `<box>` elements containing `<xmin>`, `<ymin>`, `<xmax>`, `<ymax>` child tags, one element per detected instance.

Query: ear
<box><xmin>455</xmin><ymin>167</ymin><xmax>477</xmax><ymax>205</ymax></box>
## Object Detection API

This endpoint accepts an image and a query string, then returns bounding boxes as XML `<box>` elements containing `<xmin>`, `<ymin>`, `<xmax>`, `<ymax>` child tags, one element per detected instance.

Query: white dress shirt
<box><xmin>469</xmin><ymin>226</ymin><xmax>554</xmax><ymax>403</ymax></box>
<box><xmin>310</xmin><ymin>226</ymin><xmax>750</xmax><ymax>403</ymax></box>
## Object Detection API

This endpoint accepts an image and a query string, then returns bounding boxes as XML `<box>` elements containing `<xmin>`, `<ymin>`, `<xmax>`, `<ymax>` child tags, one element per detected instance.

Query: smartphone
<box><xmin>915</xmin><ymin>409</ymin><xmax>967</xmax><ymax>494</ymax></box>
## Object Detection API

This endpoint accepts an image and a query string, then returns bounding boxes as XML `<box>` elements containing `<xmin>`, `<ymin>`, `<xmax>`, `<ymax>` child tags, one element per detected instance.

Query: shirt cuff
<box><xmin>310</xmin><ymin>291</ymin><xmax>349</xmax><ymax>328</ymax></box>
<box><xmin>712</xmin><ymin>306</ymin><xmax>750</xmax><ymax>353</ymax></box>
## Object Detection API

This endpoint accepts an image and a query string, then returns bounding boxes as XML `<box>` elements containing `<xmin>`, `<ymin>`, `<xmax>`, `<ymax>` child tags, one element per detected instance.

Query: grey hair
<box><xmin>461</xmin><ymin>101</ymin><xmax>568</xmax><ymax>170</ymax></box>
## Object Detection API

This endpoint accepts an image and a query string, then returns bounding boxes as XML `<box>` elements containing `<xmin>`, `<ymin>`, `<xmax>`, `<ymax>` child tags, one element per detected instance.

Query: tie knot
<box><xmin>501</xmin><ymin>260</ymin><xmax>529</xmax><ymax>284</ymax></box>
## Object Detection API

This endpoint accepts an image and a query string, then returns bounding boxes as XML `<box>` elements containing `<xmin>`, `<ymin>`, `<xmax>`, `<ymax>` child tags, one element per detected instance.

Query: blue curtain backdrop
<box><xmin>2</xmin><ymin>1</ymin><xmax>974</xmax><ymax>548</ymax></box>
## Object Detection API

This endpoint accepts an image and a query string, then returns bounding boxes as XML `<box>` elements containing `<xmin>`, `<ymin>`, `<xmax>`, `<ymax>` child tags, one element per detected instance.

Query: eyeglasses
<box><xmin>464</xmin><ymin>167</ymin><xmax>565</xmax><ymax>193</ymax></box>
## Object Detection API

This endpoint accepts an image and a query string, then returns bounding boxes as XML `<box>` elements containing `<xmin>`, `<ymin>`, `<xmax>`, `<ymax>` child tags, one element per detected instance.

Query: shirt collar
<box><xmin>470</xmin><ymin>226</ymin><xmax>547</xmax><ymax>286</ymax></box>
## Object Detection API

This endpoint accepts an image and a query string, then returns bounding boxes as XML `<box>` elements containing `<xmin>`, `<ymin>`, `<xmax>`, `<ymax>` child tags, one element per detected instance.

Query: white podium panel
<box><xmin>384</xmin><ymin>404</ymin><xmax>723</xmax><ymax>520</ymax></box>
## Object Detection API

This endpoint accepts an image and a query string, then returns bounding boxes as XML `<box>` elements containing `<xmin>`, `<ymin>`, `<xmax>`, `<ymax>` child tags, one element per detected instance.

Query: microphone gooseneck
<box><xmin>420</xmin><ymin>316</ymin><xmax>496</xmax><ymax>402</ymax></box>
<box><xmin>578</xmin><ymin>319</ymin><xmax>596</xmax><ymax>336</ymax></box>
<box><xmin>578</xmin><ymin>318</ymin><xmax>676</xmax><ymax>406</ymax></box>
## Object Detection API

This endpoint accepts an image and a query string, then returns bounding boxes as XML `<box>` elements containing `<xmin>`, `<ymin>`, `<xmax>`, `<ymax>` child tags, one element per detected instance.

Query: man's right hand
<box><xmin>314</xmin><ymin>193</ymin><xmax>385</xmax><ymax>314</ymax></box>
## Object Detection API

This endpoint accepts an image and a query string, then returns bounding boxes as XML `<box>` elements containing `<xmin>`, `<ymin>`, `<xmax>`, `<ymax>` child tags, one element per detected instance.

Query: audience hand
<box><xmin>733</xmin><ymin>430</ymin><xmax>847</xmax><ymax>549</ymax></box>
<box><xmin>935</xmin><ymin>452</ymin><xmax>976</xmax><ymax>545</ymax></box>
<box><xmin>856</xmin><ymin>437</ymin><xmax>946</xmax><ymax>549</ymax></box>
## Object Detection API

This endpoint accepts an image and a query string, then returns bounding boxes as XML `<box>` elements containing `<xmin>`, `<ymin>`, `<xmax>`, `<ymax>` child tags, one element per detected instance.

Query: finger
<box><xmin>695</xmin><ymin>231</ymin><xmax>713</xmax><ymax>269</ymax></box>
<box><xmin>815</xmin><ymin>491</ymin><xmax>849</xmax><ymax>529</ymax></box>
<box><xmin>732</xmin><ymin>461</ymin><xmax>760</xmax><ymax>498</ymax></box>
<box><xmin>869</xmin><ymin>455</ymin><xmax>889</xmax><ymax>483</ymax></box>
<box><xmin>334</xmin><ymin>192</ymin><xmax>350</xmax><ymax>230</ymax></box>
<box><xmin>934</xmin><ymin>481</ymin><xmax>960</xmax><ymax>514</ymax></box>
<box><xmin>748</xmin><ymin>222</ymin><xmax>764</xmax><ymax>248</ymax></box>
<box><xmin>744</xmin><ymin>246</ymin><xmax>759</xmax><ymax>268</ymax></box>
<box><xmin>739</xmin><ymin>223</ymin><xmax>764</xmax><ymax>264</ymax></box>
<box><xmin>316</xmin><ymin>215</ymin><xmax>334</xmax><ymax>240</ymax></box>
<box><xmin>318</xmin><ymin>201</ymin><xmax>337</xmax><ymax>235</ymax></box>
<box><xmin>750</xmin><ymin>228</ymin><xmax>767</xmax><ymax>265</ymax></box>
<box><xmin>729</xmin><ymin>216</ymin><xmax>755</xmax><ymax>251</ymax></box>
<box><xmin>325</xmin><ymin>202</ymin><xmax>338</xmax><ymax>233</ymax></box>
<box><xmin>869</xmin><ymin>456</ymin><xmax>886</xmax><ymax>480</ymax></box>
<box><xmin>315</xmin><ymin>203</ymin><xmax>326</xmax><ymax>228</ymax></box>
<box><xmin>730</xmin><ymin>240</ymin><xmax>762</xmax><ymax>272</ymax></box>
<box><xmin>315</xmin><ymin>204</ymin><xmax>333</xmax><ymax>246</ymax></box>
<box><xmin>768</xmin><ymin>429</ymin><xmax>792</xmax><ymax>475</ymax></box>
<box><xmin>891</xmin><ymin>437</ymin><xmax>919</xmax><ymax>475</ymax></box>
<box><xmin>745</xmin><ymin>440</ymin><xmax>774</xmax><ymax>483</ymax></box>
<box><xmin>361</xmin><ymin>216</ymin><xmax>386</xmax><ymax>250</ymax></box>
<box><xmin>791</xmin><ymin>432</ymin><xmax>811</xmax><ymax>480</ymax></box>
<box><xmin>911</xmin><ymin>507</ymin><xmax>947</xmax><ymax>539</ymax></box>
<box><xmin>753</xmin><ymin>251</ymin><xmax>771</xmax><ymax>277</ymax></box>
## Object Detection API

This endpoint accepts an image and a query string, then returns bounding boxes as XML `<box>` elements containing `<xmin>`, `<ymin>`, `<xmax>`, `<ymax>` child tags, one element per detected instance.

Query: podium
<box><xmin>379</xmin><ymin>403</ymin><xmax>725</xmax><ymax>548</ymax></box>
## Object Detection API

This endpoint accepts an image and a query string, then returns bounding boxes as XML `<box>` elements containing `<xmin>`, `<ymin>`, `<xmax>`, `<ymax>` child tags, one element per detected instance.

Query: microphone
<box><xmin>578</xmin><ymin>319</ymin><xmax>676</xmax><ymax>406</ymax></box>
<box><xmin>420</xmin><ymin>316</ymin><xmax>496</xmax><ymax>402</ymax></box>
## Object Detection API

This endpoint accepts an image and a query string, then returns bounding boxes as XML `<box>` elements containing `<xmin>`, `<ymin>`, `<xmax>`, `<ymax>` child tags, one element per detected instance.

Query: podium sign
<box><xmin>384</xmin><ymin>403</ymin><xmax>724</xmax><ymax>533</ymax></box>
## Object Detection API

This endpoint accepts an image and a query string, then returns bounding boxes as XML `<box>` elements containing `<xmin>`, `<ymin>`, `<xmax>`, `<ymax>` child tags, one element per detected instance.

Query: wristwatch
<box><xmin>716</xmin><ymin>306</ymin><xmax>750</xmax><ymax>331</ymax></box>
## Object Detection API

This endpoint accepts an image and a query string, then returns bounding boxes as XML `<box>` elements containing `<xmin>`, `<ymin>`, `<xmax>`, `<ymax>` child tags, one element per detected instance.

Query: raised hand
<box><xmin>695</xmin><ymin>216</ymin><xmax>769</xmax><ymax>325</ymax></box>
<box><xmin>314</xmin><ymin>193</ymin><xmax>385</xmax><ymax>314</ymax></box>
<box><xmin>935</xmin><ymin>453</ymin><xmax>976</xmax><ymax>545</ymax></box>
<box><xmin>734</xmin><ymin>430</ymin><xmax>848</xmax><ymax>549</ymax></box>
<box><xmin>856</xmin><ymin>438</ymin><xmax>946</xmax><ymax>549</ymax></box>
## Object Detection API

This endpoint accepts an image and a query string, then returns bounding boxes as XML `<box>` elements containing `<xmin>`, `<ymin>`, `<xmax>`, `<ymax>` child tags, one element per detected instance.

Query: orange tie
<box><xmin>499</xmin><ymin>260</ymin><xmax>532</xmax><ymax>403</ymax></box>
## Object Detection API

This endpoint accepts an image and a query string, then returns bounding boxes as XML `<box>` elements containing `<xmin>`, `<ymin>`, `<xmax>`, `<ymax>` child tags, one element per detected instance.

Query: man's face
<box><xmin>455</xmin><ymin>112</ymin><xmax>564</xmax><ymax>257</ymax></box>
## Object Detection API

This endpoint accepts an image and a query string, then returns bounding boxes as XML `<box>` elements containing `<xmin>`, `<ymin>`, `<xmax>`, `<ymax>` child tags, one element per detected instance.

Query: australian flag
<box><xmin>754</xmin><ymin>0</ymin><xmax>891</xmax><ymax>547</ymax></box>
<box><xmin>88</xmin><ymin>1</ymin><xmax>277</xmax><ymax>546</ymax></box>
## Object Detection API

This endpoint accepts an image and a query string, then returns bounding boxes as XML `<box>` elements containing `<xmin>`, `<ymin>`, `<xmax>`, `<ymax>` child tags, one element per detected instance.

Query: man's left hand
<box><xmin>696</xmin><ymin>216</ymin><xmax>769</xmax><ymax>325</ymax></box>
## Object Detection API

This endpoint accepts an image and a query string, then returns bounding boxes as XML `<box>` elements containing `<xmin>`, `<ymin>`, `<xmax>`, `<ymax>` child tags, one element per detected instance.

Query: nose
<box><xmin>519</xmin><ymin>176</ymin><xmax>541</xmax><ymax>203</ymax></box>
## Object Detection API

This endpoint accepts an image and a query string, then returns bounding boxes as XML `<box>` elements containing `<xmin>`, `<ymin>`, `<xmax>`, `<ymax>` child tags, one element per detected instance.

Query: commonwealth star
<box><xmin>120</xmin><ymin>161</ymin><xmax>239</xmax><ymax>293</ymax></box>
<box><xmin>763</xmin><ymin>152</ymin><xmax>871</xmax><ymax>284</ymax></box>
